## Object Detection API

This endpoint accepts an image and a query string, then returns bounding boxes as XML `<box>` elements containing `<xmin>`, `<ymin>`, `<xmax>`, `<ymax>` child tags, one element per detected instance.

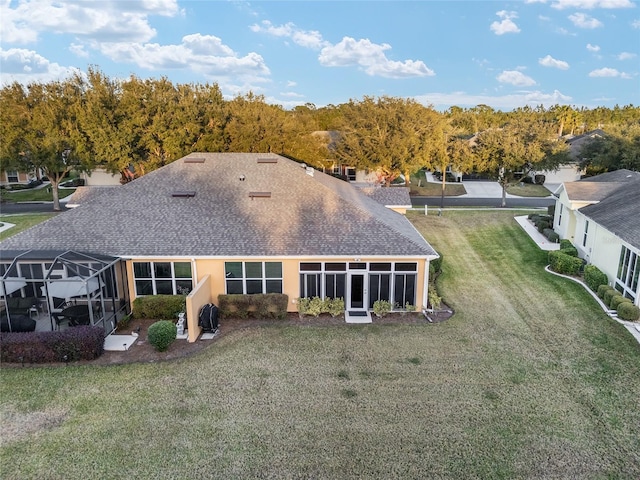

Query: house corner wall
<box><xmin>185</xmin><ymin>274</ymin><xmax>212</xmax><ymax>343</ymax></box>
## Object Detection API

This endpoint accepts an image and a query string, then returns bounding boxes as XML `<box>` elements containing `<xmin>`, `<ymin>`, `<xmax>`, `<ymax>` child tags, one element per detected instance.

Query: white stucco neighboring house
<box><xmin>553</xmin><ymin>169</ymin><xmax>640</xmax><ymax>306</ymax></box>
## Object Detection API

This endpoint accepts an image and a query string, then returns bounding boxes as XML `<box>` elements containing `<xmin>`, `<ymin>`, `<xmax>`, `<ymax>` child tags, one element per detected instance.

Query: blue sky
<box><xmin>1</xmin><ymin>0</ymin><xmax>638</xmax><ymax>111</ymax></box>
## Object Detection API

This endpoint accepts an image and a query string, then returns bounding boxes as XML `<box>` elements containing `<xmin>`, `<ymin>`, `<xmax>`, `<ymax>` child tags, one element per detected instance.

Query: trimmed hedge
<box><xmin>548</xmin><ymin>250</ymin><xmax>584</xmax><ymax>275</ymax></box>
<box><xmin>297</xmin><ymin>297</ymin><xmax>346</xmax><ymax>318</ymax></box>
<box><xmin>218</xmin><ymin>293</ymin><xmax>288</xmax><ymax>319</ymax></box>
<box><xmin>603</xmin><ymin>289</ymin><xmax>620</xmax><ymax>307</ymax></box>
<box><xmin>147</xmin><ymin>320</ymin><xmax>177</xmax><ymax>352</ymax></box>
<box><xmin>584</xmin><ymin>265</ymin><xmax>609</xmax><ymax>292</ymax></box>
<box><xmin>0</xmin><ymin>326</ymin><xmax>105</xmax><ymax>363</ymax></box>
<box><xmin>559</xmin><ymin>240</ymin><xmax>579</xmax><ymax>257</ymax></box>
<box><xmin>617</xmin><ymin>302</ymin><xmax>640</xmax><ymax>321</ymax></box>
<box><xmin>542</xmin><ymin>228</ymin><xmax>560</xmax><ymax>243</ymax></box>
<box><xmin>597</xmin><ymin>284</ymin><xmax>615</xmax><ymax>300</ymax></box>
<box><xmin>610</xmin><ymin>295</ymin><xmax>631</xmax><ymax>311</ymax></box>
<box><xmin>132</xmin><ymin>295</ymin><xmax>186</xmax><ymax>320</ymax></box>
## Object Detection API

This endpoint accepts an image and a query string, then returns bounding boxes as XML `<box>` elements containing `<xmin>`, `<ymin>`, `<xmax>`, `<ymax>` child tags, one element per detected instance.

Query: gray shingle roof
<box><xmin>579</xmin><ymin>177</ymin><xmax>640</xmax><ymax>250</ymax></box>
<box><xmin>564</xmin><ymin>182</ymin><xmax>626</xmax><ymax>202</ymax></box>
<box><xmin>354</xmin><ymin>185</ymin><xmax>411</xmax><ymax>207</ymax></box>
<box><xmin>578</xmin><ymin>169</ymin><xmax>639</xmax><ymax>183</ymax></box>
<box><xmin>0</xmin><ymin>153</ymin><xmax>437</xmax><ymax>258</ymax></box>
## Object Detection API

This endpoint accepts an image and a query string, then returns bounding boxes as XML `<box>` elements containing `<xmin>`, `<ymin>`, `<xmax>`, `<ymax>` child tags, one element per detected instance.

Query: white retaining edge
<box><xmin>544</xmin><ymin>265</ymin><xmax>640</xmax><ymax>344</ymax></box>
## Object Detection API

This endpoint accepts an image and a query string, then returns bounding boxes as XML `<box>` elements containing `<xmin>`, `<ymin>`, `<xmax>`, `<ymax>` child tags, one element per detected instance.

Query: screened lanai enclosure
<box><xmin>0</xmin><ymin>250</ymin><xmax>130</xmax><ymax>334</ymax></box>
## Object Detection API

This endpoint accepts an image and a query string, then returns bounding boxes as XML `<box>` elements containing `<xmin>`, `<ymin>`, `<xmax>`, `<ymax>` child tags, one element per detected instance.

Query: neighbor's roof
<box><xmin>577</xmin><ymin>169</ymin><xmax>639</xmax><ymax>183</ymax></box>
<box><xmin>580</xmin><ymin>177</ymin><xmax>640</xmax><ymax>250</ymax></box>
<box><xmin>0</xmin><ymin>153</ymin><xmax>436</xmax><ymax>258</ymax></box>
<box><xmin>354</xmin><ymin>185</ymin><xmax>412</xmax><ymax>207</ymax></box>
<box><xmin>563</xmin><ymin>182</ymin><xmax>626</xmax><ymax>202</ymax></box>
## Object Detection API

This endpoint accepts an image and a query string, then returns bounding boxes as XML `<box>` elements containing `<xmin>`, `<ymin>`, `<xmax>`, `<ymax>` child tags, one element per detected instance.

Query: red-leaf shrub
<box><xmin>0</xmin><ymin>326</ymin><xmax>105</xmax><ymax>364</ymax></box>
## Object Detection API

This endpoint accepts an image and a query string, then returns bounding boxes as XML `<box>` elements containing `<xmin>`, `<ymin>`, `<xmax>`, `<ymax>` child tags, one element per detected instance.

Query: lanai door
<box><xmin>347</xmin><ymin>263</ymin><xmax>367</xmax><ymax>313</ymax></box>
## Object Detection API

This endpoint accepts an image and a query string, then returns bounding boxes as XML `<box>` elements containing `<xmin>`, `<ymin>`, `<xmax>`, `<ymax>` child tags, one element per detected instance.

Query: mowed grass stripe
<box><xmin>1</xmin><ymin>211</ymin><xmax>639</xmax><ymax>479</ymax></box>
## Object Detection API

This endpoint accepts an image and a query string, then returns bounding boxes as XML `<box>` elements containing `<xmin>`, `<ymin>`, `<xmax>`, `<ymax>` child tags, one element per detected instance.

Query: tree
<box><xmin>472</xmin><ymin>117</ymin><xmax>569</xmax><ymax>206</ymax></box>
<box><xmin>333</xmin><ymin>96</ymin><xmax>427</xmax><ymax>186</ymax></box>
<box><xmin>578</xmin><ymin>123</ymin><xmax>640</xmax><ymax>173</ymax></box>
<box><xmin>0</xmin><ymin>76</ymin><xmax>89</xmax><ymax>210</ymax></box>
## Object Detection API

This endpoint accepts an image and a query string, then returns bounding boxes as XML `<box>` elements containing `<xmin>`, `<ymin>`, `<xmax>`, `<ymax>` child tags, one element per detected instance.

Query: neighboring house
<box><xmin>528</xmin><ymin>129</ymin><xmax>605</xmax><ymax>185</ymax></box>
<box><xmin>0</xmin><ymin>153</ymin><xmax>439</xmax><ymax>340</ymax></box>
<box><xmin>80</xmin><ymin>168</ymin><xmax>123</xmax><ymax>186</ymax></box>
<box><xmin>1</xmin><ymin>168</ymin><xmax>37</xmax><ymax>187</ymax></box>
<box><xmin>553</xmin><ymin>169</ymin><xmax>640</xmax><ymax>306</ymax></box>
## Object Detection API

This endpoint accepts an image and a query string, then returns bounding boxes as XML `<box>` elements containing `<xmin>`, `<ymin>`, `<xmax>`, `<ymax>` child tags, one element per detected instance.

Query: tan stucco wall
<box><xmin>185</xmin><ymin>275</ymin><xmax>212</xmax><ymax>342</ymax></box>
<box><xmin>81</xmin><ymin>168</ymin><xmax>122</xmax><ymax>186</ymax></box>
<box><xmin>124</xmin><ymin>256</ymin><xmax>432</xmax><ymax>340</ymax></box>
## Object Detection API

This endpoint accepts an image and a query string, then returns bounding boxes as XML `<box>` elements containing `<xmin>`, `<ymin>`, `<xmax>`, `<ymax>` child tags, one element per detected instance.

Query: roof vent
<box><xmin>184</xmin><ymin>158</ymin><xmax>205</xmax><ymax>164</ymax></box>
<box><xmin>257</xmin><ymin>158</ymin><xmax>278</xmax><ymax>164</ymax></box>
<box><xmin>249</xmin><ymin>192</ymin><xmax>271</xmax><ymax>199</ymax></box>
<box><xmin>172</xmin><ymin>191</ymin><xmax>196</xmax><ymax>198</ymax></box>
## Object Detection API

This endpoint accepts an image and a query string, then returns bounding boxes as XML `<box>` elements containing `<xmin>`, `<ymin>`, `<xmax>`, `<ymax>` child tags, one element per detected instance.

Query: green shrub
<box><xmin>559</xmin><ymin>239</ymin><xmax>573</xmax><ymax>250</ymax></box>
<box><xmin>326</xmin><ymin>297</ymin><xmax>345</xmax><ymax>318</ymax></box>
<box><xmin>617</xmin><ymin>302</ymin><xmax>640</xmax><ymax>321</ymax></box>
<box><xmin>431</xmin><ymin>254</ymin><xmax>443</xmax><ymax>274</ymax></box>
<box><xmin>583</xmin><ymin>265</ymin><xmax>609</xmax><ymax>293</ymax></box>
<box><xmin>147</xmin><ymin>320</ymin><xmax>177</xmax><ymax>352</ymax></box>
<box><xmin>428</xmin><ymin>285</ymin><xmax>441</xmax><ymax>310</ymax></box>
<box><xmin>297</xmin><ymin>296</ymin><xmax>324</xmax><ymax>317</ymax></box>
<box><xmin>597</xmin><ymin>284</ymin><xmax>614</xmax><ymax>300</ymax></box>
<box><xmin>132</xmin><ymin>295</ymin><xmax>186</xmax><ymax>320</ymax></box>
<box><xmin>372</xmin><ymin>300</ymin><xmax>392</xmax><ymax>317</ymax></box>
<box><xmin>537</xmin><ymin>220</ymin><xmax>550</xmax><ymax>233</ymax></box>
<box><xmin>548</xmin><ymin>251</ymin><xmax>583</xmax><ymax>275</ymax></box>
<box><xmin>610</xmin><ymin>295</ymin><xmax>631</xmax><ymax>311</ymax></box>
<box><xmin>542</xmin><ymin>228</ymin><xmax>560</xmax><ymax>243</ymax></box>
<box><xmin>218</xmin><ymin>294</ymin><xmax>288</xmax><ymax>319</ymax></box>
<box><xmin>603</xmin><ymin>289</ymin><xmax>620</xmax><ymax>307</ymax></box>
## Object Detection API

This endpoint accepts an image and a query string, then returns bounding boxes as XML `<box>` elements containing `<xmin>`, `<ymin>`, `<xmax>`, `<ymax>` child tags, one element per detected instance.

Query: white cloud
<box><xmin>98</xmin><ymin>34</ymin><xmax>269</xmax><ymax>79</ymax></box>
<box><xmin>250</xmin><ymin>21</ymin><xmax>328</xmax><ymax>50</ymax></box>
<box><xmin>496</xmin><ymin>70</ymin><xmax>537</xmax><ymax>86</ymax></box>
<box><xmin>0</xmin><ymin>0</ymin><xmax>182</xmax><ymax>45</ymax></box>
<box><xmin>252</xmin><ymin>21</ymin><xmax>434</xmax><ymax>79</ymax></box>
<box><xmin>586</xmin><ymin>43</ymin><xmax>601</xmax><ymax>51</ymax></box>
<box><xmin>414</xmin><ymin>90</ymin><xmax>573</xmax><ymax>110</ymax></box>
<box><xmin>633</xmin><ymin>19</ymin><xmax>640</xmax><ymax>28</ymax></box>
<box><xmin>490</xmin><ymin>11</ymin><xmax>521</xmax><ymax>35</ymax></box>
<box><xmin>588</xmin><ymin>67</ymin><xmax>632</xmax><ymax>78</ymax></box>
<box><xmin>569</xmin><ymin>13</ymin><xmax>603</xmax><ymax>28</ymax></box>
<box><xmin>279</xmin><ymin>91</ymin><xmax>304</xmax><ymax>98</ymax></box>
<box><xmin>617</xmin><ymin>52</ymin><xmax>637</xmax><ymax>60</ymax></box>
<box><xmin>539</xmin><ymin>54</ymin><xmax>570</xmax><ymax>69</ymax></box>
<box><xmin>0</xmin><ymin>48</ymin><xmax>81</xmax><ymax>84</ymax></box>
<box><xmin>319</xmin><ymin>37</ymin><xmax>434</xmax><ymax>78</ymax></box>
<box><xmin>287</xmin><ymin>80</ymin><xmax>297</xmax><ymax>87</ymax></box>
<box><xmin>69</xmin><ymin>43</ymin><xmax>89</xmax><ymax>58</ymax></box>
<box><xmin>551</xmin><ymin>0</ymin><xmax>634</xmax><ymax>8</ymax></box>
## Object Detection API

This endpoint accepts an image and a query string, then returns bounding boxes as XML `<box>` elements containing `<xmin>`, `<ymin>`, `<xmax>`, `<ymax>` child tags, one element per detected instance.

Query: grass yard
<box><xmin>506</xmin><ymin>183</ymin><xmax>552</xmax><ymax>197</ymax></box>
<box><xmin>0</xmin><ymin>187</ymin><xmax>76</xmax><ymax>203</ymax></box>
<box><xmin>1</xmin><ymin>211</ymin><xmax>639</xmax><ymax>479</ymax></box>
<box><xmin>0</xmin><ymin>213</ymin><xmax>58</xmax><ymax>241</ymax></box>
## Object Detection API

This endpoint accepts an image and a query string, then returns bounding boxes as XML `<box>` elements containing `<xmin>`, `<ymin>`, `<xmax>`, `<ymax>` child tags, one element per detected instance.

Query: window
<box><xmin>558</xmin><ymin>204</ymin><xmax>563</xmax><ymax>226</ymax></box>
<box><xmin>393</xmin><ymin>263</ymin><xmax>417</xmax><ymax>307</ymax></box>
<box><xmin>225</xmin><ymin>261</ymin><xmax>282</xmax><ymax>295</ymax></box>
<box><xmin>299</xmin><ymin>262</ymin><xmax>346</xmax><ymax>299</ymax></box>
<box><xmin>582</xmin><ymin>220</ymin><xmax>589</xmax><ymax>247</ymax></box>
<box><xmin>6</xmin><ymin>171</ymin><xmax>18</xmax><ymax>183</ymax></box>
<box><xmin>616</xmin><ymin>246</ymin><xmax>639</xmax><ymax>301</ymax></box>
<box><xmin>133</xmin><ymin>261</ymin><xmax>193</xmax><ymax>296</ymax></box>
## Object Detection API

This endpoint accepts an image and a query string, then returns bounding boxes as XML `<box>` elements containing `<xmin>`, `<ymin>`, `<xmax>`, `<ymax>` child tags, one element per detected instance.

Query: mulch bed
<box><xmin>4</xmin><ymin>305</ymin><xmax>453</xmax><ymax>368</ymax></box>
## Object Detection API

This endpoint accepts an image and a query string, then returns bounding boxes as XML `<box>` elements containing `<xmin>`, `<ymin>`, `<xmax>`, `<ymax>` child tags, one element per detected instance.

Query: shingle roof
<box><xmin>0</xmin><ymin>153</ymin><xmax>437</xmax><ymax>258</ymax></box>
<box><xmin>580</xmin><ymin>177</ymin><xmax>640</xmax><ymax>250</ymax></box>
<box><xmin>578</xmin><ymin>169</ymin><xmax>639</xmax><ymax>183</ymax></box>
<box><xmin>564</xmin><ymin>182</ymin><xmax>626</xmax><ymax>202</ymax></box>
<box><xmin>354</xmin><ymin>185</ymin><xmax>411</xmax><ymax>207</ymax></box>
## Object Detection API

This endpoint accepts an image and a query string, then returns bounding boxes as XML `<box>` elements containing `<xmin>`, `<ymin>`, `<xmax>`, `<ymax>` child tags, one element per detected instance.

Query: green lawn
<box><xmin>506</xmin><ymin>183</ymin><xmax>552</xmax><ymax>197</ymax></box>
<box><xmin>0</xmin><ymin>187</ymin><xmax>76</xmax><ymax>203</ymax></box>
<box><xmin>2</xmin><ymin>211</ymin><xmax>639</xmax><ymax>479</ymax></box>
<box><xmin>0</xmin><ymin>213</ymin><xmax>58</xmax><ymax>241</ymax></box>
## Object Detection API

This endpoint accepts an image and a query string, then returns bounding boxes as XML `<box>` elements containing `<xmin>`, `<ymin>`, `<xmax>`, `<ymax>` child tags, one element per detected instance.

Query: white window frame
<box><xmin>616</xmin><ymin>246</ymin><xmax>639</xmax><ymax>301</ymax></box>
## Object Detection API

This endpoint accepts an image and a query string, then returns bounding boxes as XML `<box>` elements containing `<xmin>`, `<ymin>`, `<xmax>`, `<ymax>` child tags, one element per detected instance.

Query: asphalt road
<box><xmin>0</xmin><ymin>195</ymin><xmax>555</xmax><ymax>215</ymax></box>
<box><xmin>412</xmin><ymin>196</ymin><xmax>555</xmax><ymax>209</ymax></box>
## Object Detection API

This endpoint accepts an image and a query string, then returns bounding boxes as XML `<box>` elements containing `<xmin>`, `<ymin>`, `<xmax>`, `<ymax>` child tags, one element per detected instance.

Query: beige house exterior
<box><xmin>1</xmin><ymin>153</ymin><xmax>438</xmax><ymax>341</ymax></box>
<box><xmin>553</xmin><ymin>169</ymin><xmax>640</xmax><ymax>306</ymax></box>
